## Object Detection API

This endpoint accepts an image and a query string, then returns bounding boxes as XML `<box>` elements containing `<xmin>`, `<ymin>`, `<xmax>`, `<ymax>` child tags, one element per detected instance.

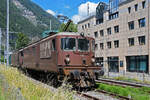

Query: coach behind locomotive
<box><xmin>11</xmin><ymin>32</ymin><xmax>104</xmax><ymax>89</ymax></box>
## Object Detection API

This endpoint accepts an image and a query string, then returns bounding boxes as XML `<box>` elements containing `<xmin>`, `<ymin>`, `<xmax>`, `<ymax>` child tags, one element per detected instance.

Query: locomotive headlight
<box><xmin>65</xmin><ymin>57</ymin><xmax>70</xmax><ymax>62</ymax></box>
<box><xmin>91</xmin><ymin>56</ymin><xmax>95</xmax><ymax>64</ymax></box>
<box><xmin>91</xmin><ymin>58</ymin><xmax>95</xmax><ymax>63</ymax></box>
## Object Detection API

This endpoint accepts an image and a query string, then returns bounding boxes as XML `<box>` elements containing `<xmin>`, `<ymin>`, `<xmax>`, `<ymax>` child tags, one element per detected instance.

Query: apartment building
<box><xmin>78</xmin><ymin>0</ymin><xmax>150</xmax><ymax>74</ymax></box>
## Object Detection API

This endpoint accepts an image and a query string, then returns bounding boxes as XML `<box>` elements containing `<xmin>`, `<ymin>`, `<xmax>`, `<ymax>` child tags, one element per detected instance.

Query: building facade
<box><xmin>78</xmin><ymin>0</ymin><xmax>150</xmax><ymax>74</ymax></box>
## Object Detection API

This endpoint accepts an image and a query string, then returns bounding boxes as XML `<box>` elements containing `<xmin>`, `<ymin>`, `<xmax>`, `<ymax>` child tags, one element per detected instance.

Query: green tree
<box><xmin>59</xmin><ymin>22</ymin><xmax>77</xmax><ymax>32</ymax></box>
<box><xmin>0</xmin><ymin>45</ymin><xmax>4</xmax><ymax>62</ymax></box>
<box><xmin>16</xmin><ymin>33</ymin><xmax>30</xmax><ymax>49</ymax></box>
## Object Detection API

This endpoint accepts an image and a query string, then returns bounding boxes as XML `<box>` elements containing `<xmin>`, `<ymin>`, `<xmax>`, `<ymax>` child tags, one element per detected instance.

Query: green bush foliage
<box><xmin>16</xmin><ymin>33</ymin><xmax>30</xmax><ymax>49</ymax></box>
<box><xmin>59</xmin><ymin>22</ymin><xmax>77</xmax><ymax>32</ymax></box>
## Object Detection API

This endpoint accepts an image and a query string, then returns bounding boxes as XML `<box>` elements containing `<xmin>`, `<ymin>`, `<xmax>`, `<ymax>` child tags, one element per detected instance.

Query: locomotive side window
<box><xmin>40</xmin><ymin>40</ymin><xmax>51</xmax><ymax>58</ymax></box>
<box><xmin>52</xmin><ymin>39</ymin><xmax>56</xmax><ymax>51</ymax></box>
<box><xmin>61</xmin><ymin>38</ymin><xmax>76</xmax><ymax>50</ymax></box>
<box><xmin>78</xmin><ymin>39</ymin><xmax>89</xmax><ymax>51</ymax></box>
<box><xmin>21</xmin><ymin>51</ymin><xmax>24</xmax><ymax>57</ymax></box>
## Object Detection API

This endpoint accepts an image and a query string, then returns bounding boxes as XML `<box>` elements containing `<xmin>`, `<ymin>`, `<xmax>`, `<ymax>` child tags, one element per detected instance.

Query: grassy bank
<box><xmin>0</xmin><ymin>65</ymin><xmax>74</xmax><ymax>100</ymax></box>
<box><xmin>97</xmin><ymin>83</ymin><xmax>150</xmax><ymax>100</ymax></box>
<box><xmin>0</xmin><ymin>82</ymin><xmax>5</xmax><ymax>100</ymax></box>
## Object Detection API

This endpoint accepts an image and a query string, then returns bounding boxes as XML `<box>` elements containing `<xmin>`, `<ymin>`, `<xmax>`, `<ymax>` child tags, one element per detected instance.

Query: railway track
<box><xmin>77</xmin><ymin>92</ymin><xmax>101</xmax><ymax>100</ymax></box>
<box><xmin>95</xmin><ymin>90</ymin><xmax>131</xmax><ymax>100</ymax></box>
<box><xmin>96</xmin><ymin>78</ymin><xmax>150</xmax><ymax>88</ymax></box>
<box><xmin>77</xmin><ymin>90</ymin><xmax>131</xmax><ymax>100</ymax></box>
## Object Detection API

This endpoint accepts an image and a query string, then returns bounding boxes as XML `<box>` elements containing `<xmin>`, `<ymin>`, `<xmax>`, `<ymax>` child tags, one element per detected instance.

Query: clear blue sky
<box><xmin>32</xmin><ymin>0</ymin><xmax>108</xmax><ymax>18</ymax></box>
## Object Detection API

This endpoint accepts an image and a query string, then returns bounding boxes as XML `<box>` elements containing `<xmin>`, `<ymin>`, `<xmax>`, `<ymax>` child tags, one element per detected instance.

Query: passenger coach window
<box><xmin>52</xmin><ymin>39</ymin><xmax>56</xmax><ymax>50</ymax></box>
<box><xmin>61</xmin><ymin>38</ymin><xmax>76</xmax><ymax>50</ymax></box>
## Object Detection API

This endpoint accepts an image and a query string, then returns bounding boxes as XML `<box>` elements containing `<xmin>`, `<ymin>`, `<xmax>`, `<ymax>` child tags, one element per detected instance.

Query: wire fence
<box><xmin>96</xmin><ymin>59</ymin><xmax>150</xmax><ymax>83</ymax></box>
<box><xmin>103</xmin><ymin>68</ymin><xmax>150</xmax><ymax>83</ymax></box>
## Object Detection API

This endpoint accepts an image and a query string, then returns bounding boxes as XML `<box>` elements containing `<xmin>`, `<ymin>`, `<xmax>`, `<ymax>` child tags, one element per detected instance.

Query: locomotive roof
<box><xmin>55</xmin><ymin>32</ymin><xmax>88</xmax><ymax>36</ymax></box>
<box><xmin>18</xmin><ymin>32</ymin><xmax>93</xmax><ymax>52</ymax></box>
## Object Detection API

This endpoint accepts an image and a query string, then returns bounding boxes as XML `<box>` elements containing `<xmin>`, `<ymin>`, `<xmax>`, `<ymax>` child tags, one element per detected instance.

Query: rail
<box><xmin>76</xmin><ymin>92</ymin><xmax>101</xmax><ymax>100</ymax></box>
<box><xmin>95</xmin><ymin>90</ymin><xmax>132</xmax><ymax>100</ymax></box>
<box><xmin>96</xmin><ymin>78</ymin><xmax>150</xmax><ymax>88</ymax></box>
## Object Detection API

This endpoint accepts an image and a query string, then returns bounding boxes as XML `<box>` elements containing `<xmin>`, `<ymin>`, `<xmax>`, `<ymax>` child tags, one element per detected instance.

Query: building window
<box><xmin>82</xmin><ymin>25</ymin><xmax>84</xmax><ymax>30</ymax></box>
<box><xmin>52</xmin><ymin>39</ymin><xmax>56</xmax><ymax>50</ymax></box>
<box><xmin>88</xmin><ymin>23</ymin><xmax>90</xmax><ymax>28</ymax></box>
<box><xmin>109</xmin><ymin>0</ymin><xmax>119</xmax><ymax>14</ymax></box>
<box><xmin>96</xmin><ymin>57</ymin><xmax>104</xmax><ymax>67</ymax></box>
<box><xmin>85</xmin><ymin>24</ymin><xmax>87</xmax><ymax>29</ymax></box>
<box><xmin>109</xmin><ymin>12</ymin><xmax>119</xmax><ymax>20</ymax></box>
<box><xmin>100</xmin><ymin>43</ymin><xmax>104</xmax><ymax>50</ymax></box>
<box><xmin>142</xmin><ymin>1</ymin><xmax>146</xmax><ymax>9</ymax></box>
<box><xmin>114</xmin><ymin>25</ymin><xmax>119</xmax><ymax>33</ymax></box>
<box><xmin>95</xmin><ymin>44</ymin><xmax>98</xmax><ymax>50</ymax></box>
<box><xmin>94</xmin><ymin>31</ymin><xmax>98</xmax><ymax>38</ymax></box>
<box><xmin>107</xmin><ymin>27</ymin><xmax>111</xmax><ymax>35</ymax></box>
<box><xmin>128</xmin><ymin>38</ymin><xmax>134</xmax><ymax>46</ymax></box>
<box><xmin>100</xmin><ymin>30</ymin><xmax>104</xmax><ymax>37</ymax></box>
<box><xmin>114</xmin><ymin>40</ymin><xmax>119</xmax><ymax>48</ymax></box>
<box><xmin>126</xmin><ymin>56</ymin><xmax>148</xmax><ymax>73</ymax></box>
<box><xmin>135</xmin><ymin>4</ymin><xmax>138</xmax><ymax>11</ymax></box>
<box><xmin>108</xmin><ymin>57</ymin><xmax>119</xmax><ymax>72</ymax></box>
<box><xmin>96</xmin><ymin>19</ymin><xmax>103</xmax><ymax>25</ymax></box>
<box><xmin>107</xmin><ymin>41</ymin><xmax>111</xmax><ymax>49</ymax></box>
<box><xmin>138</xmin><ymin>36</ymin><xmax>145</xmax><ymax>45</ymax></box>
<box><xmin>138</xmin><ymin>18</ymin><xmax>145</xmax><ymax>27</ymax></box>
<box><xmin>128</xmin><ymin>7</ymin><xmax>131</xmax><ymax>14</ymax></box>
<box><xmin>128</xmin><ymin>21</ymin><xmax>134</xmax><ymax>30</ymax></box>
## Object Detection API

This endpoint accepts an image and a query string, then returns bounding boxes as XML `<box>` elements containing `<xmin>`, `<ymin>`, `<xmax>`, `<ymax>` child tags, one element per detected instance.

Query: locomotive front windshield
<box><xmin>78</xmin><ymin>39</ymin><xmax>89</xmax><ymax>51</ymax></box>
<box><xmin>61</xmin><ymin>38</ymin><xmax>76</xmax><ymax>50</ymax></box>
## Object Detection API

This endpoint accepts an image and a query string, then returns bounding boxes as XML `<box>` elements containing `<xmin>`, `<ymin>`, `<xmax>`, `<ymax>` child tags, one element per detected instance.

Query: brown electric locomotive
<box><xmin>11</xmin><ymin>32</ymin><xmax>104</xmax><ymax>88</ymax></box>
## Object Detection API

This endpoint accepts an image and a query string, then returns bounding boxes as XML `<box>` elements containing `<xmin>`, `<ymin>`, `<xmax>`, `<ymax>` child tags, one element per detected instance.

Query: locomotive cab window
<box><xmin>61</xmin><ymin>38</ymin><xmax>76</xmax><ymax>50</ymax></box>
<box><xmin>52</xmin><ymin>39</ymin><xmax>56</xmax><ymax>51</ymax></box>
<box><xmin>78</xmin><ymin>38</ymin><xmax>89</xmax><ymax>51</ymax></box>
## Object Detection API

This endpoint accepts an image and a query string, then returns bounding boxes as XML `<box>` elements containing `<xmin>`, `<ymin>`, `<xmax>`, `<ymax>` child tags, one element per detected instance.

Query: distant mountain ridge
<box><xmin>0</xmin><ymin>0</ymin><xmax>60</xmax><ymax>37</ymax></box>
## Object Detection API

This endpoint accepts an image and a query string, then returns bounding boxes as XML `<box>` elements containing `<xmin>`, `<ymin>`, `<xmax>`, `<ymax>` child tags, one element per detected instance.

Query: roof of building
<box><xmin>119</xmin><ymin>0</ymin><xmax>134</xmax><ymax>6</ymax></box>
<box><xmin>77</xmin><ymin>15</ymin><xmax>96</xmax><ymax>24</ymax></box>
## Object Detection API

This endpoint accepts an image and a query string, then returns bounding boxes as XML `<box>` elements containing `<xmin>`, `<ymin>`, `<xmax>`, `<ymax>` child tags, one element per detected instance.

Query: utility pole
<box><xmin>6</xmin><ymin>0</ymin><xmax>9</xmax><ymax>66</ymax></box>
<box><xmin>0</xmin><ymin>28</ymin><xmax>1</xmax><ymax>64</ymax></box>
